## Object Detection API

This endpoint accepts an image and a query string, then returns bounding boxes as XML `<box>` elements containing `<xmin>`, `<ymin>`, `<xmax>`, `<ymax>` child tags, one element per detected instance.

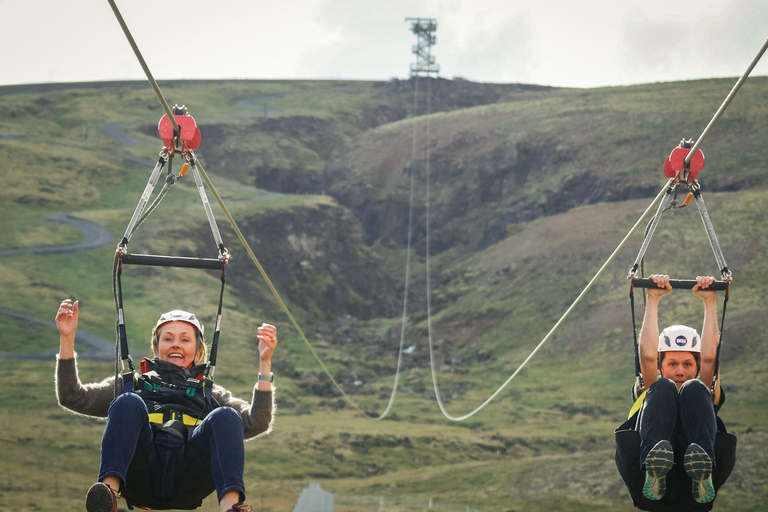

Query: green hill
<box><xmin>1</xmin><ymin>77</ymin><xmax>766</xmax><ymax>512</ymax></box>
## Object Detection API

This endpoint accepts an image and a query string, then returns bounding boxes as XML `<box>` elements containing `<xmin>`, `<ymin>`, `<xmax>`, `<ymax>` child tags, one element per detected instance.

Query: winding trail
<box><xmin>0</xmin><ymin>214</ymin><xmax>113</xmax><ymax>256</ymax></box>
<box><xmin>0</xmin><ymin>214</ymin><xmax>115</xmax><ymax>360</ymax></box>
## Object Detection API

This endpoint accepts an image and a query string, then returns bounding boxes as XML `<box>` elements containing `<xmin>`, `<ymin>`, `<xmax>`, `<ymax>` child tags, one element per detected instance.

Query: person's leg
<box><xmin>638</xmin><ymin>378</ymin><xmax>679</xmax><ymax>464</ymax></box>
<box><xmin>97</xmin><ymin>392</ymin><xmax>153</xmax><ymax>486</ymax></box>
<box><xmin>637</xmin><ymin>378</ymin><xmax>678</xmax><ymax>500</ymax></box>
<box><xmin>87</xmin><ymin>393</ymin><xmax>153</xmax><ymax>512</ymax></box>
<box><xmin>678</xmin><ymin>379</ymin><xmax>717</xmax><ymax>460</ymax></box>
<box><xmin>188</xmin><ymin>406</ymin><xmax>246</xmax><ymax>512</ymax></box>
<box><xmin>678</xmin><ymin>379</ymin><xmax>716</xmax><ymax>503</ymax></box>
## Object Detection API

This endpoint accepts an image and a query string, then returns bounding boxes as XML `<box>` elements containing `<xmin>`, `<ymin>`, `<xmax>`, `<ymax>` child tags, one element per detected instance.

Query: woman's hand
<box><xmin>647</xmin><ymin>274</ymin><xmax>672</xmax><ymax>301</ymax></box>
<box><xmin>56</xmin><ymin>299</ymin><xmax>79</xmax><ymax>338</ymax></box>
<box><xmin>257</xmin><ymin>323</ymin><xmax>277</xmax><ymax>363</ymax></box>
<box><xmin>692</xmin><ymin>275</ymin><xmax>717</xmax><ymax>304</ymax></box>
<box><xmin>56</xmin><ymin>299</ymin><xmax>78</xmax><ymax>359</ymax></box>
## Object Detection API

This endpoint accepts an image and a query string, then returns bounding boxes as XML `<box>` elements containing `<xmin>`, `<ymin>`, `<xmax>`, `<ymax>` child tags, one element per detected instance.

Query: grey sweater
<box><xmin>56</xmin><ymin>355</ymin><xmax>274</xmax><ymax>440</ymax></box>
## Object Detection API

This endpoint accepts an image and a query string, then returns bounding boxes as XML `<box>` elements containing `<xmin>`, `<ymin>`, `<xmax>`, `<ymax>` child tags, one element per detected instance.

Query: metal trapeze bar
<box><xmin>121</xmin><ymin>253</ymin><xmax>223</xmax><ymax>270</ymax></box>
<box><xmin>633</xmin><ymin>278</ymin><xmax>728</xmax><ymax>291</ymax></box>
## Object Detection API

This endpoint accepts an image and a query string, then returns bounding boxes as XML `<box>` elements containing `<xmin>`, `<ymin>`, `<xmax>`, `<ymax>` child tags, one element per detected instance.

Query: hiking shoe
<box><xmin>684</xmin><ymin>443</ymin><xmax>715</xmax><ymax>503</ymax></box>
<box><xmin>643</xmin><ymin>440</ymin><xmax>675</xmax><ymax>501</ymax></box>
<box><xmin>226</xmin><ymin>504</ymin><xmax>253</xmax><ymax>512</ymax></box>
<box><xmin>85</xmin><ymin>482</ymin><xmax>118</xmax><ymax>512</ymax></box>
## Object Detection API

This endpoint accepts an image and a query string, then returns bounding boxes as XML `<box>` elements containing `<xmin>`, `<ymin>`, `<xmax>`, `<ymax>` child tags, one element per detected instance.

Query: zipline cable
<box><xmin>106</xmin><ymin>0</ymin><xmax>415</xmax><ymax>419</ymax></box>
<box><xmin>426</xmin><ymin>179</ymin><xmax>675</xmax><ymax>421</ymax></box>
<box><xmin>106</xmin><ymin>0</ymin><xmax>178</xmax><ymax>134</ymax></box>
<box><xmin>685</xmin><ymin>37</ymin><xmax>768</xmax><ymax>165</ymax></box>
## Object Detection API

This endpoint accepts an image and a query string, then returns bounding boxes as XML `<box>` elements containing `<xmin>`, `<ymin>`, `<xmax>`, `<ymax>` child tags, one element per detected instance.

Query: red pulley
<box><xmin>158</xmin><ymin>106</ymin><xmax>201</xmax><ymax>149</ymax></box>
<box><xmin>664</xmin><ymin>146</ymin><xmax>705</xmax><ymax>181</ymax></box>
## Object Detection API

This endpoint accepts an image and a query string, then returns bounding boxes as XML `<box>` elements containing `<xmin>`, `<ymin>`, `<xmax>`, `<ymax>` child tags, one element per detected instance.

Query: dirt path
<box><xmin>0</xmin><ymin>214</ymin><xmax>115</xmax><ymax>360</ymax></box>
<box><xmin>0</xmin><ymin>214</ymin><xmax>113</xmax><ymax>256</ymax></box>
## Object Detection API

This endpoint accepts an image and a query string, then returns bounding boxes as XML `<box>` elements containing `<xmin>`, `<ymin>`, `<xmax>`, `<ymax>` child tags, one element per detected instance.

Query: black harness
<box><xmin>127</xmin><ymin>358</ymin><xmax>216</xmax><ymax>427</ymax></box>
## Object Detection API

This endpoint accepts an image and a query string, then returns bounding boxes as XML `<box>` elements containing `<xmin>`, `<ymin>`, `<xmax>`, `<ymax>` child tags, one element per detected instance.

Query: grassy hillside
<box><xmin>1</xmin><ymin>77</ymin><xmax>767</xmax><ymax>512</ymax></box>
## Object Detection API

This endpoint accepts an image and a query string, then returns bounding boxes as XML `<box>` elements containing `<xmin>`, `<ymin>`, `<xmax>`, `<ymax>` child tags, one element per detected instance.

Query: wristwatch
<box><xmin>258</xmin><ymin>372</ymin><xmax>274</xmax><ymax>383</ymax></box>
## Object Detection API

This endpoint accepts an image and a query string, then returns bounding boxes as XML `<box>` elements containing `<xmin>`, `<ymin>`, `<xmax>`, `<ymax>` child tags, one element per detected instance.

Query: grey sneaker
<box><xmin>684</xmin><ymin>443</ymin><xmax>715</xmax><ymax>503</ymax></box>
<box><xmin>643</xmin><ymin>440</ymin><xmax>675</xmax><ymax>501</ymax></box>
<box><xmin>85</xmin><ymin>482</ymin><xmax>118</xmax><ymax>512</ymax></box>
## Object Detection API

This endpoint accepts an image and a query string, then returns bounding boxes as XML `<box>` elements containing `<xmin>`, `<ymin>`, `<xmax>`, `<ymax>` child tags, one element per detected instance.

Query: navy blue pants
<box><xmin>98</xmin><ymin>392</ymin><xmax>246</xmax><ymax>504</ymax></box>
<box><xmin>637</xmin><ymin>378</ymin><xmax>717</xmax><ymax>467</ymax></box>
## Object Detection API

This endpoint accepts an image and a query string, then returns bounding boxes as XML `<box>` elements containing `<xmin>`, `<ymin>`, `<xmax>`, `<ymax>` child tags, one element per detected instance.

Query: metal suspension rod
<box><xmin>121</xmin><ymin>153</ymin><xmax>167</xmax><ymax>245</ymax></box>
<box><xmin>106</xmin><ymin>0</ymin><xmax>179</xmax><ymax>134</ymax></box>
<box><xmin>692</xmin><ymin>189</ymin><xmax>730</xmax><ymax>277</ymax></box>
<box><xmin>628</xmin><ymin>185</ymin><xmax>674</xmax><ymax>274</ymax></box>
<box><xmin>685</xmin><ymin>37</ymin><xmax>768</xmax><ymax>165</ymax></box>
<box><xmin>190</xmin><ymin>161</ymin><xmax>225</xmax><ymax>250</ymax></box>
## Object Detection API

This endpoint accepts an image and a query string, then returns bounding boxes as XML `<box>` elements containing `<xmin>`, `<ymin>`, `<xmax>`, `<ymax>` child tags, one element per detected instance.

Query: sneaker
<box><xmin>684</xmin><ymin>443</ymin><xmax>715</xmax><ymax>503</ymax></box>
<box><xmin>226</xmin><ymin>504</ymin><xmax>253</xmax><ymax>512</ymax></box>
<box><xmin>85</xmin><ymin>482</ymin><xmax>118</xmax><ymax>512</ymax></box>
<box><xmin>643</xmin><ymin>440</ymin><xmax>675</xmax><ymax>501</ymax></box>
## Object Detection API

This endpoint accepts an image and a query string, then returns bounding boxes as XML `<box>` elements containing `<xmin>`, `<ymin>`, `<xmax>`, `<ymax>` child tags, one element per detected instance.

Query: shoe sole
<box><xmin>685</xmin><ymin>443</ymin><xmax>715</xmax><ymax>504</ymax></box>
<box><xmin>643</xmin><ymin>440</ymin><xmax>674</xmax><ymax>501</ymax></box>
<box><xmin>86</xmin><ymin>483</ymin><xmax>117</xmax><ymax>512</ymax></box>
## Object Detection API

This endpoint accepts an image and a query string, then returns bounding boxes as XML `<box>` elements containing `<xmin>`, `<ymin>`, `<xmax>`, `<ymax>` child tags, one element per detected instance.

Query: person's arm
<box><xmin>256</xmin><ymin>323</ymin><xmax>277</xmax><ymax>392</ymax></box>
<box><xmin>54</xmin><ymin>299</ymin><xmax>116</xmax><ymax>417</ymax></box>
<box><xmin>693</xmin><ymin>276</ymin><xmax>721</xmax><ymax>404</ymax></box>
<box><xmin>56</xmin><ymin>299</ymin><xmax>78</xmax><ymax>359</ymax></box>
<box><xmin>637</xmin><ymin>274</ymin><xmax>672</xmax><ymax>395</ymax></box>
<box><xmin>212</xmin><ymin>322</ymin><xmax>278</xmax><ymax>439</ymax></box>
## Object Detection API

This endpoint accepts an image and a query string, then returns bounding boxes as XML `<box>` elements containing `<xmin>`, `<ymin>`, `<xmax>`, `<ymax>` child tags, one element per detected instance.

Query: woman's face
<box><xmin>155</xmin><ymin>321</ymin><xmax>198</xmax><ymax>368</ymax></box>
<box><xmin>660</xmin><ymin>351</ymin><xmax>698</xmax><ymax>390</ymax></box>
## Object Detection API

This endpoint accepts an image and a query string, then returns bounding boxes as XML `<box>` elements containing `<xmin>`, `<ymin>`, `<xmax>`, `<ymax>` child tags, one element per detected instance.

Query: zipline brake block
<box><xmin>663</xmin><ymin>139</ymin><xmax>704</xmax><ymax>184</ymax></box>
<box><xmin>158</xmin><ymin>105</ymin><xmax>201</xmax><ymax>154</ymax></box>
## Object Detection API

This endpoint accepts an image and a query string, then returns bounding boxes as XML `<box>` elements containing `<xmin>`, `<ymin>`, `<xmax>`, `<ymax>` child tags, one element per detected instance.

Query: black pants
<box><xmin>615</xmin><ymin>378</ymin><xmax>737</xmax><ymax>512</ymax></box>
<box><xmin>638</xmin><ymin>378</ymin><xmax>717</xmax><ymax>466</ymax></box>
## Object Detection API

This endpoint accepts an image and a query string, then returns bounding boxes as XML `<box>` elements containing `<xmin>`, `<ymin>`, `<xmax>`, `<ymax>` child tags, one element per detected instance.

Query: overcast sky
<box><xmin>1</xmin><ymin>0</ymin><xmax>766</xmax><ymax>88</ymax></box>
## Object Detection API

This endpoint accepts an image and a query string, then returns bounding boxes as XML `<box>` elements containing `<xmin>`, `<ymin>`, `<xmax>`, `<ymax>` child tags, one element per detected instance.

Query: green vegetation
<box><xmin>1</xmin><ymin>77</ymin><xmax>766</xmax><ymax>511</ymax></box>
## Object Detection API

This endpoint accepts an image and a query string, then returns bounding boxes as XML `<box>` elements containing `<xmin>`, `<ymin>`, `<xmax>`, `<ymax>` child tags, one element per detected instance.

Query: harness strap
<box><xmin>711</xmin><ymin>277</ymin><xmax>730</xmax><ymax>394</ymax></box>
<box><xmin>148</xmin><ymin>412</ymin><xmax>203</xmax><ymax>426</ymax></box>
<box><xmin>629</xmin><ymin>275</ymin><xmax>644</xmax><ymax>392</ymax></box>
<box><xmin>206</xmin><ymin>257</ymin><xmax>227</xmax><ymax>380</ymax></box>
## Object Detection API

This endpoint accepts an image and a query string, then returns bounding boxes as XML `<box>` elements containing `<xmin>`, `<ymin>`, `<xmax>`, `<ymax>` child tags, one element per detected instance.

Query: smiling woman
<box><xmin>54</xmin><ymin>299</ymin><xmax>278</xmax><ymax>512</ymax></box>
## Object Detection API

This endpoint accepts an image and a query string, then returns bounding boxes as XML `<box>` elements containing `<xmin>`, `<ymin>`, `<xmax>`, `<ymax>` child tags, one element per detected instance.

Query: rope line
<box><xmin>377</xmin><ymin>75</ymin><xmax>423</xmax><ymax>419</ymax></box>
<box><xmin>105</xmin><ymin>0</ymin><xmax>417</xmax><ymax>419</ymax></box>
<box><xmin>425</xmin><ymin>176</ymin><xmax>675</xmax><ymax>421</ymax></box>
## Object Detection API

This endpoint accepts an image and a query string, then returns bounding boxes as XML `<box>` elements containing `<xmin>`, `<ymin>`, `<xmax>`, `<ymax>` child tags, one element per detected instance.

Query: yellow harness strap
<box><xmin>148</xmin><ymin>412</ymin><xmax>203</xmax><ymax>426</ymax></box>
<box><xmin>628</xmin><ymin>389</ymin><xmax>647</xmax><ymax>419</ymax></box>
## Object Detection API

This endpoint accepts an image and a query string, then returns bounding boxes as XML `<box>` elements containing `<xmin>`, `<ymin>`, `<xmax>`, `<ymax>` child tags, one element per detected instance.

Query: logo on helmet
<box><xmin>675</xmin><ymin>335</ymin><xmax>688</xmax><ymax>347</ymax></box>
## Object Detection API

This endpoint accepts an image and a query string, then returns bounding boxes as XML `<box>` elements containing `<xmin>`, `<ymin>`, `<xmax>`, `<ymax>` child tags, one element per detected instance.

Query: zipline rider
<box><xmin>55</xmin><ymin>299</ymin><xmax>277</xmax><ymax>512</ymax></box>
<box><xmin>615</xmin><ymin>274</ymin><xmax>736</xmax><ymax>511</ymax></box>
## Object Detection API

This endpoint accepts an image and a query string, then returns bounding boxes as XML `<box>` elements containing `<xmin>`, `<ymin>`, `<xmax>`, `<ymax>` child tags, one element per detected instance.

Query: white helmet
<box><xmin>154</xmin><ymin>310</ymin><xmax>204</xmax><ymax>341</ymax></box>
<box><xmin>658</xmin><ymin>325</ymin><xmax>700</xmax><ymax>353</ymax></box>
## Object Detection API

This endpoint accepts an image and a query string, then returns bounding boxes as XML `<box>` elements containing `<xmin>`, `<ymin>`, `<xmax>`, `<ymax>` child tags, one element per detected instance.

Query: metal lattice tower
<box><xmin>406</xmin><ymin>18</ymin><xmax>439</xmax><ymax>77</ymax></box>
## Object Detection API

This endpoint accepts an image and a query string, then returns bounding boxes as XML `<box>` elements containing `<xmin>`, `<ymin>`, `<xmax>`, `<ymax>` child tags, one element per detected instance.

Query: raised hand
<box><xmin>55</xmin><ymin>299</ymin><xmax>79</xmax><ymax>338</ymax></box>
<box><xmin>692</xmin><ymin>275</ymin><xmax>717</xmax><ymax>303</ymax></box>
<box><xmin>257</xmin><ymin>323</ymin><xmax>277</xmax><ymax>363</ymax></box>
<box><xmin>647</xmin><ymin>274</ymin><xmax>672</xmax><ymax>301</ymax></box>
